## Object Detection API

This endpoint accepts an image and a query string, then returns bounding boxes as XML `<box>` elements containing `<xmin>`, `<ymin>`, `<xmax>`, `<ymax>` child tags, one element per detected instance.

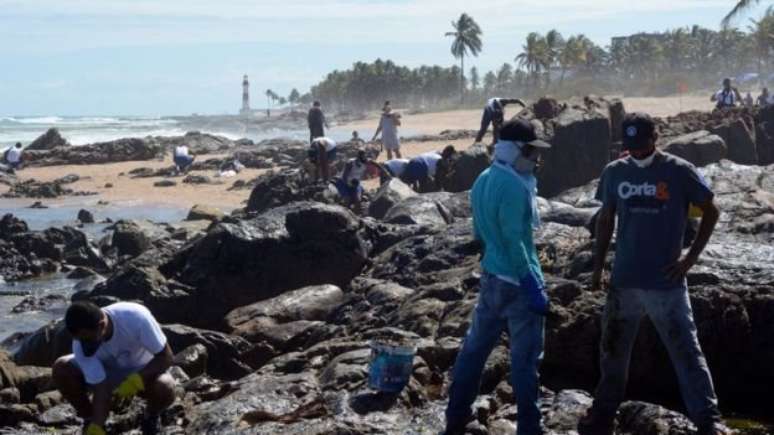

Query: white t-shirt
<box><xmin>73</xmin><ymin>302</ymin><xmax>167</xmax><ymax>385</ymax></box>
<box><xmin>345</xmin><ymin>159</ymin><xmax>368</xmax><ymax>184</ymax></box>
<box><xmin>486</xmin><ymin>98</ymin><xmax>503</xmax><ymax>112</ymax></box>
<box><xmin>384</xmin><ymin>159</ymin><xmax>409</xmax><ymax>177</ymax></box>
<box><xmin>314</xmin><ymin>137</ymin><xmax>337</xmax><ymax>151</ymax></box>
<box><xmin>715</xmin><ymin>89</ymin><xmax>736</xmax><ymax>107</ymax></box>
<box><xmin>418</xmin><ymin>152</ymin><xmax>442</xmax><ymax>177</ymax></box>
<box><xmin>6</xmin><ymin>147</ymin><xmax>22</xmax><ymax>163</ymax></box>
<box><xmin>174</xmin><ymin>145</ymin><xmax>189</xmax><ymax>157</ymax></box>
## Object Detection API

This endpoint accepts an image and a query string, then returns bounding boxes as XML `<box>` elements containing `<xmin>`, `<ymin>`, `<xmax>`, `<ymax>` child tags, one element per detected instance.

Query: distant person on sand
<box><xmin>350</xmin><ymin>130</ymin><xmax>365</xmax><ymax>147</ymax></box>
<box><xmin>5</xmin><ymin>142</ymin><xmax>23</xmax><ymax>171</ymax></box>
<box><xmin>400</xmin><ymin>147</ymin><xmax>454</xmax><ymax>192</ymax></box>
<box><xmin>744</xmin><ymin>92</ymin><xmax>754</xmax><ymax>108</ymax></box>
<box><xmin>443</xmin><ymin>119</ymin><xmax>550</xmax><ymax>435</ymax></box>
<box><xmin>334</xmin><ymin>150</ymin><xmax>385</xmax><ymax>211</ymax></box>
<box><xmin>309</xmin><ymin>137</ymin><xmax>337</xmax><ymax>182</ymax></box>
<box><xmin>474</xmin><ymin>97</ymin><xmax>526</xmax><ymax>144</ymax></box>
<box><xmin>578</xmin><ymin>113</ymin><xmax>730</xmax><ymax>435</ymax></box>
<box><xmin>372</xmin><ymin>101</ymin><xmax>402</xmax><ymax>159</ymax></box>
<box><xmin>173</xmin><ymin>144</ymin><xmax>195</xmax><ymax>174</ymax></box>
<box><xmin>710</xmin><ymin>78</ymin><xmax>742</xmax><ymax>110</ymax></box>
<box><xmin>308</xmin><ymin>101</ymin><xmax>329</xmax><ymax>144</ymax></box>
<box><xmin>757</xmin><ymin>88</ymin><xmax>771</xmax><ymax>107</ymax></box>
<box><xmin>53</xmin><ymin>301</ymin><xmax>175</xmax><ymax>435</ymax></box>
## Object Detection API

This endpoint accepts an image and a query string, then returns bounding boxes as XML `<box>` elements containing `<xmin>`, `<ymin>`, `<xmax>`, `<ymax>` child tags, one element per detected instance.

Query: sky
<box><xmin>0</xmin><ymin>0</ymin><xmax>771</xmax><ymax>116</ymax></box>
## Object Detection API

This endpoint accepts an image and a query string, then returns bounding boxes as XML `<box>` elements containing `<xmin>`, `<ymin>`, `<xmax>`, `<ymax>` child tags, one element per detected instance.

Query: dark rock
<box><xmin>710</xmin><ymin>118</ymin><xmax>758</xmax><ymax>165</ymax></box>
<box><xmin>23</xmin><ymin>137</ymin><xmax>164</xmax><ymax>167</ymax></box>
<box><xmin>172</xmin><ymin>344</ymin><xmax>208</xmax><ymax>378</ymax></box>
<box><xmin>185</xmin><ymin>204</ymin><xmax>223</xmax><ymax>222</ymax></box>
<box><xmin>66</xmin><ymin>267</ymin><xmax>96</xmax><ymax>279</ymax></box>
<box><xmin>28</xmin><ymin>202</ymin><xmax>47</xmax><ymax>209</ymax></box>
<box><xmin>435</xmin><ymin>145</ymin><xmax>490</xmax><ymax>193</ymax></box>
<box><xmin>11</xmin><ymin>294</ymin><xmax>67</xmax><ymax>314</ymax></box>
<box><xmin>27</xmin><ymin>128</ymin><xmax>68</xmax><ymax>151</ymax></box>
<box><xmin>110</xmin><ymin>220</ymin><xmax>150</xmax><ymax>258</ymax></box>
<box><xmin>153</xmin><ymin>180</ymin><xmax>176</xmax><ymax>187</ymax></box>
<box><xmin>170</xmin><ymin>202</ymin><xmax>368</xmax><ymax>328</ymax></box>
<box><xmin>163</xmin><ymin>324</ymin><xmax>253</xmax><ymax>380</ymax></box>
<box><xmin>246</xmin><ymin>169</ymin><xmax>332</xmax><ymax>213</ymax></box>
<box><xmin>384</xmin><ymin>195</ymin><xmax>454</xmax><ymax>226</ymax></box>
<box><xmin>12</xmin><ymin>321</ymin><xmax>71</xmax><ymax>367</ymax></box>
<box><xmin>537</xmin><ymin>106</ymin><xmax>612</xmax><ymax>197</ymax></box>
<box><xmin>533</xmin><ymin>97</ymin><xmax>561</xmax><ymax>120</ymax></box>
<box><xmin>368</xmin><ymin>178</ymin><xmax>416</xmax><ymax>220</ymax></box>
<box><xmin>663</xmin><ymin>130</ymin><xmax>727</xmax><ymax>167</ymax></box>
<box><xmin>182</xmin><ymin>174</ymin><xmax>211</xmax><ymax>185</ymax></box>
<box><xmin>76</xmin><ymin>209</ymin><xmax>94</xmax><ymax>224</ymax></box>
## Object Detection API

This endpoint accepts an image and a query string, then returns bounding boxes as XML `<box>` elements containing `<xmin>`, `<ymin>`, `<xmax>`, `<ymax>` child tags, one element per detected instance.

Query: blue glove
<box><xmin>520</xmin><ymin>271</ymin><xmax>549</xmax><ymax>315</ymax></box>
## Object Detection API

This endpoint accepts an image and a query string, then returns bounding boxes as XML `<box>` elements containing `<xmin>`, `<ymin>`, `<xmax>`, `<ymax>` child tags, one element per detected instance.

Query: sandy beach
<box><xmin>2</xmin><ymin>94</ymin><xmax>715</xmax><ymax>212</ymax></box>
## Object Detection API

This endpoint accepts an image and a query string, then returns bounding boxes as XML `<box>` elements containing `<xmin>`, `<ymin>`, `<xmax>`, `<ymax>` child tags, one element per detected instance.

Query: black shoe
<box><xmin>140</xmin><ymin>414</ymin><xmax>161</xmax><ymax>435</ymax></box>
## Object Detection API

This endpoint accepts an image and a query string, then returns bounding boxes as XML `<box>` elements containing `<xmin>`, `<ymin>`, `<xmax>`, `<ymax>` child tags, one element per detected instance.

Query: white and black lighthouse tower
<box><xmin>240</xmin><ymin>75</ymin><xmax>251</xmax><ymax>115</ymax></box>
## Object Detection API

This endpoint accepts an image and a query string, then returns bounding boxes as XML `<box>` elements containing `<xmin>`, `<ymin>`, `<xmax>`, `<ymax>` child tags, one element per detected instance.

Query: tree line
<box><xmin>276</xmin><ymin>5</ymin><xmax>774</xmax><ymax>112</ymax></box>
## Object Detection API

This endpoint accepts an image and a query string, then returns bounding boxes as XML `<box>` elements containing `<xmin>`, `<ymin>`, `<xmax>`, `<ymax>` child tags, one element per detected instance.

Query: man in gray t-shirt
<box><xmin>578</xmin><ymin>113</ymin><xmax>731</xmax><ymax>435</ymax></box>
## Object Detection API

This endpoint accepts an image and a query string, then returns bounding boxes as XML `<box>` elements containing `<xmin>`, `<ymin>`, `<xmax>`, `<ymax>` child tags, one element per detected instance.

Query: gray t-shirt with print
<box><xmin>595</xmin><ymin>152</ymin><xmax>714</xmax><ymax>290</ymax></box>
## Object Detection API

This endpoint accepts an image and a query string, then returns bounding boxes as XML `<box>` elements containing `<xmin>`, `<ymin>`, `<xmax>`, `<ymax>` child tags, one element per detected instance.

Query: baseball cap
<box><xmin>499</xmin><ymin>118</ymin><xmax>551</xmax><ymax>149</ymax></box>
<box><xmin>621</xmin><ymin>112</ymin><xmax>656</xmax><ymax>150</ymax></box>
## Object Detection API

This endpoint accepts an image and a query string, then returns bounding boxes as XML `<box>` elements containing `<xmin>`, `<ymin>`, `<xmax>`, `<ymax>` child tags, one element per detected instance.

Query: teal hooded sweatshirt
<box><xmin>470</xmin><ymin>164</ymin><xmax>544</xmax><ymax>284</ymax></box>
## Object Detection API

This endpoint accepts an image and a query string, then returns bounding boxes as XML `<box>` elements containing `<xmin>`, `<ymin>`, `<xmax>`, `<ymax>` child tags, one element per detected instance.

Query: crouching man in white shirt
<box><xmin>53</xmin><ymin>301</ymin><xmax>175</xmax><ymax>435</ymax></box>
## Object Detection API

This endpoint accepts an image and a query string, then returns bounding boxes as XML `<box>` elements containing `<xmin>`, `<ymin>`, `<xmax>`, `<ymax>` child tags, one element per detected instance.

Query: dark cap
<box><xmin>499</xmin><ymin>118</ymin><xmax>551</xmax><ymax>149</ymax></box>
<box><xmin>621</xmin><ymin>112</ymin><xmax>656</xmax><ymax>150</ymax></box>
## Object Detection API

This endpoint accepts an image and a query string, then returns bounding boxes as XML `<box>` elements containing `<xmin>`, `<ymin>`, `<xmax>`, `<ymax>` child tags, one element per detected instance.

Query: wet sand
<box><xmin>2</xmin><ymin>94</ymin><xmax>714</xmax><ymax>211</ymax></box>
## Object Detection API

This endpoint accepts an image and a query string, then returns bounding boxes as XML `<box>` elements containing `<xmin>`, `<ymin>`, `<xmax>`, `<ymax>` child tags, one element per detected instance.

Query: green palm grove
<box><xmin>308</xmin><ymin>7</ymin><xmax>774</xmax><ymax>111</ymax></box>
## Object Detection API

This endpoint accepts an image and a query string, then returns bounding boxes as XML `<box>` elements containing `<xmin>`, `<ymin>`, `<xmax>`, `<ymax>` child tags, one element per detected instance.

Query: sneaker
<box><xmin>140</xmin><ymin>414</ymin><xmax>161</xmax><ymax>435</ymax></box>
<box><xmin>577</xmin><ymin>408</ymin><xmax>615</xmax><ymax>435</ymax></box>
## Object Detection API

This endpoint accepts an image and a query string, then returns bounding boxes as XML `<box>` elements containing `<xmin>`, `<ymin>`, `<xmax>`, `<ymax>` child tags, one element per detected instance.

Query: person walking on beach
<box><xmin>52</xmin><ymin>301</ymin><xmax>175</xmax><ymax>435</ymax></box>
<box><xmin>308</xmin><ymin>101</ymin><xmax>329</xmax><ymax>144</ymax></box>
<box><xmin>372</xmin><ymin>101</ymin><xmax>402</xmax><ymax>159</ymax></box>
<box><xmin>578</xmin><ymin>113</ymin><xmax>730</xmax><ymax>435</ymax></box>
<box><xmin>309</xmin><ymin>136</ymin><xmax>337</xmax><ymax>182</ymax></box>
<box><xmin>5</xmin><ymin>142</ymin><xmax>23</xmax><ymax>172</ymax></box>
<box><xmin>710</xmin><ymin>78</ymin><xmax>742</xmax><ymax>110</ymax></box>
<box><xmin>173</xmin><ymin>144</ymin><xmax>195</xmax><ymax>174</ymax></box>
<box><xmin>757</xmin><ymin>88</ymin><xmax>772</xmax><ymax>107</ymax></box>
<box><xmin>443</xmin><ymin>119</ymin><xmax>551</xmax><ymax>435</ymax></box>
<box><xmin>474</xmin><ymin>97</ymin><xmax>526</xmax><ymax>144</ymax></box>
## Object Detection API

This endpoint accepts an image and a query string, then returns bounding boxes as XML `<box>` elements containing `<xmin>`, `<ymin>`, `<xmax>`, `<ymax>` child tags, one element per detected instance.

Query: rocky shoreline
<box><xmin>1</xmin><ymin>98</ymin><xmax>773</xmax><ymax>434</ymax></box>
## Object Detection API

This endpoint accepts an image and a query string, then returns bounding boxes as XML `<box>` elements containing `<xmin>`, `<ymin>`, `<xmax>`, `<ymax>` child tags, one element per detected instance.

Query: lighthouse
<box><xmin>240</xmin><ymin>75</ymin><xmax>251</xmax><ymax>116</ymax></box>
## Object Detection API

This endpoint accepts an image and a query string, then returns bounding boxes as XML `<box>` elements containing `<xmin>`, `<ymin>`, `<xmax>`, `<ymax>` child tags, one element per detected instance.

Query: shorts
<box><xmin>174</xmin><ymin>155</ymin><xmax>194</xmax><ymax>168</ymax></box>
<box><xmin>308</xmin><ymin>147</ymin><xmax>337</xmax><ymax>163</ymax></box>
<box><xmin>402</xmin><ymin>159</ymin><xmax>428</xmax><ymax>184</ymax></box>
<box><xmin>59</xmin><ymin>354</ymin><xmax>174</xmax><ymax>391</ymax></box>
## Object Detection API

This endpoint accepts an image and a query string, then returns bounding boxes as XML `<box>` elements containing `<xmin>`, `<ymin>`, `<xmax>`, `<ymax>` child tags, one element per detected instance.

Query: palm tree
<box><xmin>544</xmin><ymin>30</ymin><xmax>565</xmax><ymax>87</ymax></box>
<box><xmin>723</xmin><ymin>0</ymin><xmax>761</xmax><ymax>28</ymax></box>
<box><xmin>445</xmin><ymin>13</ymin><xmax>483</xmax><ymax>105</ymax></box>
<box><xmin>516</xmin><ymin>32</ymin><xmax>549</xmax><ymax>87</ymax></box>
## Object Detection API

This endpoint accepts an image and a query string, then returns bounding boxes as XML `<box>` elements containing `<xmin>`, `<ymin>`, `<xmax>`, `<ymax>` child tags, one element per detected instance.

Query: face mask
<box><xmin>631</xmin><ymin>152</ymin><xmax>655</xmax><ymax>168</ymax></box>
<box><xmin>514</xmin><ymin>157</ymin><xmax>537</xmax><ymax>173</ymax></box>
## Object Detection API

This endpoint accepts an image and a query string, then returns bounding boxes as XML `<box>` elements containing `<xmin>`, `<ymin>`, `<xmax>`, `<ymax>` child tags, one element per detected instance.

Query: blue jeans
<box><xmin>446</xmin><ymin>271</ymin><xmax>545</xmax><ymax>435</ymax></box>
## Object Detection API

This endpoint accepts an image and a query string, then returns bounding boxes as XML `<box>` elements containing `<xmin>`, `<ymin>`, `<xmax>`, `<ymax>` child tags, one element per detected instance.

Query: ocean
<box><xmin>0</xmin><ymin>115</ymin><xmax>373</xmax><ymax>149</ymax></box>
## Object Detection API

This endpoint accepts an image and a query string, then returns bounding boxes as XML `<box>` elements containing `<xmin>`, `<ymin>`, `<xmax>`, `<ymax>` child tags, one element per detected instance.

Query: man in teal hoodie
<box><xmin>443</xmin><ymin>118</ymin><xmax>551</xmax><ymax>435</ymax></box>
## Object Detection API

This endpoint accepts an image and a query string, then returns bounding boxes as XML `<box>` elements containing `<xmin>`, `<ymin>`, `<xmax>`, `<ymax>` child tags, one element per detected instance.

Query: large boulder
<box><xmin>26</xmin><ymin>128</ymin><xmax>68</xmax><ymax>151</ymax></box>
<box><xmin>538</xmin><ymin>107</ymin><xmax>612</xmax><ymax>197</ymax></box>
<box><xmin>755</xmin><ymin>104</ymin><xmax>774</xmax><ymax>165</ymax></box>
<box><xmin>109</xmin><ymin>220</ymin><xmax>151</xmax><ymax>258</ymax></box>
<box><xmin>663</xmin><ymin>130</ymin><xmax>727</xmax><ymax>167</ymax></box>
<box><xmin>383</xmin><ymin>195</ymin><xmax>454</xmax><ymax>226</ymax></box>
<box><xmin>22</xmin><ymin>138</ymin><xmax>164</xmax><ymax>167</ymax></box>
<box><xmin>435</xmin><ymin>145</ymin><xmax>490</xmax><ymax>193</ymax></box>
<box><xmin>225</xmin><ymin>284</ymin><xmax>345</xmax><ymax>351</ymax></box>
<box><xmin>368</xmin><ymin>178</ymin><xmax>416</xmax><ymax>219</ymax></box>
<box><xmin>185</xmin><ymin>204</ymin><xmax>224</xmax><ymax>222</ymax></box>
<box><xmin>710</xmin><ymin>118</ymin><xmax>758</xmax><ymax>165</ymax></box>
<box><xmin>246</xmin><ymin>169</ymin><xmax>331</xmax><ymax>214</ymax></box>
<box><xmin>168</xmin><ymin>202</ymin><xmax>369</xmax><ymax>328</ymax></box>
